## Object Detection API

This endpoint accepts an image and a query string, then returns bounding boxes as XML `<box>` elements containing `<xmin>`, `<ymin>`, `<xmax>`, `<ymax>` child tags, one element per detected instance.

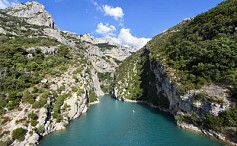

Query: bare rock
<box><xmin>4</xmin><ymin>1</ymin><xmax>58</xmax><ymax>29</ymax></box>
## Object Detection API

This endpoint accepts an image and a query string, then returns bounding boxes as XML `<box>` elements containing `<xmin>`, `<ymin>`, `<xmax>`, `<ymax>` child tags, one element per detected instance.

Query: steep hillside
<box><xmin>0</xmin><ymin>1</ymin><xmax>134</xmax><ymax>145</ymax></box>
<box><xmin>148</xmin><ymin>0</ymin><xmax>237</xmax><ymax>91</ymax></box>
<box><xmin>114</xmin><ymin>0</ymin><xmax>237</xmax><ymax>145</ymax></box>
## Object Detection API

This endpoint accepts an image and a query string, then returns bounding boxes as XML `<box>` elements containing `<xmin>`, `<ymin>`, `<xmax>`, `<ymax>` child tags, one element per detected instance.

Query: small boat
<box><xmin>132</xmin><ymin>110</ymin><xmax>135</xmax><ymax>113</ymax></box>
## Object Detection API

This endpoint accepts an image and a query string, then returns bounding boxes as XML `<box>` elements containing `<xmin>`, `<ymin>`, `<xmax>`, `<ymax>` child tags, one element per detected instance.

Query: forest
<box><xmin>148</xmin><ymin>0</ymin><xmax>237</xmax><ymax>97</ymax></box>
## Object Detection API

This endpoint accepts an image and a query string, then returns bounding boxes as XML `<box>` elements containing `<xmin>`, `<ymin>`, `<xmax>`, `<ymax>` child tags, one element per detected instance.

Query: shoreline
<box><xmin>39</xmin><ymin>97</ymin><xmax>97</xmax><ymax>145</ymax></box>
<box><xmin>122</xmin><ymin>98</ymin><xmax>171</xmax><ymax>113</ymax></box>
<box><xmin>120</xmin><ymin>97</ymin><xmax>237</xmax><ymax>146</ymax></box>
<box><xmin>177</xmin><ymin>121</ymin><xmax>237</xmax><ymax>146</ymax></box>
<box><xmin>40</xmin><ymin>96</ymin><xmax>236</xmax><ymax>146</ymax></box>
<box><xmin>89</xmin><ymin>100</ymin><xmax>100</xmax><ymax>105</ymax></box>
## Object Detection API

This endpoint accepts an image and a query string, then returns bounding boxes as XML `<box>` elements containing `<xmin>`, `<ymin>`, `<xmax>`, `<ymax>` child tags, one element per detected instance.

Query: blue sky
<box><xmin>0</xmin><ymin>0</ymin><xmax>223</xmax><ymax>48</ymax></box>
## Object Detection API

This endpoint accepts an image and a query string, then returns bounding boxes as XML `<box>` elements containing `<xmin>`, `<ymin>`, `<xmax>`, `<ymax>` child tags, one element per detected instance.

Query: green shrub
<box><xmin>30</xmin><ymin>120</ymin><xmax>38</xmax><ymax>127</ymax></box>
<box><xmin>193</xmin><ymin>92</ymin><xmax>207</xmax><ymax>101</ymax></box>
<box><xmin>0</xmin><ymin>98</ymin><xmax>7</xmax><ymax>109</ymax></box>
<box><xmin>59</xmin><ymin>65</ymin><xmax>68</xmax><ymax>72</ymax></box>
<box><xmin>32</xmin><ymin>97</ymin><xmax>47</xmax><ymax>109</ymax></box>
<box><xmin>73</xmin><ymin>67</ymin><xmax>82</xmax><ymax>74</ymax></box>
<box><xmin>72</xmin><ymin>86</ymin><xmax>78</xmax><ymax>92</ymax></box>
<box><xmin>0</xmin><ymin>138</ymin><xmax>11</xmax><ymax>146</ymax></box>
<box><xmin>21</xmin><ymin>91</ymin><xmax>35</xmax><ymax>104</ymax></box>
<box><xmin>28</xmin><ymin>113</ymin><xmax>38</xmax><ymax>120</ymax></box>
<box><xmin>89</xmin><ymin>90</ymin><xmax>97</xmax><ymax>102</ymax></box>
<box><xmin>0</xmin><ymin>131</ymin><xmax>10</xmax><ymax>138</ymax></box>
<box><xmin>205</xmin><ymin>105</ymin><xmax>237</xmax><ymax>131</ymax></box>
<box><xmin>62</xmin><ymin>103</ymin><xmax>70</xmax><ymax>111</ymax></box>
<box><xmin>6</xmin><ymin>100</ymin><xmax>18</xmax><ymax>110</ymax></box>
<box><xmin>77</xmin><ymin>89</ymin><xmax>84</xmax><ymax>96</ymax></box>
<box><xmin>52</xmin><ymin>112</ymin><xmax>63</xmax><ymax>122</ymax></box>
<box><xmin>31</xmin><ymin>87</ymin><xmax>38</xmax><ymax>93</ymax></box>
<box><xmin>1</xmin><ymin>117</ymin><xmax>11</xmax><ymax>125</ymax></box>
<box><xmin>0</xmin><ymin>108</ymin><xmax>6</xmax><ymax>115</ymax></box>
<box><xmin>0</xmin><ymin>27</ymin><xmax>71</xmax><ymax>105</ymax></box>
<box><xmin>52</xmin><ymin>94</ymin><xmax>66</xmax><ymax>122</ymax></box>
<box><xmin>36</xmin><ymin>126</ymin><xmax>44</xmax><ymax>134</ymax></box>
<box><xmin>12</xmin><ymin>128</ymin><xmax>25</xmax><ymax>141</ymax></box>
<box><xmin>57</xmin><ymin>85</ymin><xmax>65</xmax><ymax>93</ymax></box>
<box><xmin>15</xmin><ymin>118</ymin><xmax>27</xmax><ymax>124</ymax></box>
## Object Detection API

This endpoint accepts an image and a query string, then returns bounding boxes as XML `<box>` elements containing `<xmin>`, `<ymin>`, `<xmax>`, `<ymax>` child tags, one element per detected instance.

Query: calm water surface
<box><xmin>40</xmin><ymin>95</ymin><xmax>224</xmax><ymax>146</ymax></box>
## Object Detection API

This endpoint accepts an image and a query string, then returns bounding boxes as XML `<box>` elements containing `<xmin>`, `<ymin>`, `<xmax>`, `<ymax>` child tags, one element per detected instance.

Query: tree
<box><xmin>12</xmin><ymin>128</ymin><xmax>25</xmax><ymax>141</ymax></box>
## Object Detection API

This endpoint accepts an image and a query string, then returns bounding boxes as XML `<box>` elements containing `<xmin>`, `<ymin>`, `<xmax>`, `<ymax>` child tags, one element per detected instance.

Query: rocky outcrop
<box><xmin>150</xmin><ymin>61</ymin><xmax>180</xmax><ymax>112</ymax></box>
<box><xmin>0</xmin><ymin>28</ymin><xmax>7</xmax><ymax>34</ymax></box>
<box><xmin>90</xmin><ymin>69</ymin><xmax>104</xmax><ymax>96</ymax></box>
<box><xmin>177</xmin><ymin>121</ymin><xmax>237</xmax><ymax>146</ymax></box>
<box><xmin>149</xmin><ymin>60</ymin><xmax>231</xmax><ymax>114</ymax></box>
<box><xmin>63</xmin><ymin>93</ymin><xmax>88</xmax><ymax>120</ymax></box>
<box><xmin>43</xmin><ymin>28</ymin><xmax>73</xmax><ymax>46</ymax></box>
<box><xmin>26</xmin><ymin>46</ymin><xmax>59</xmax><ymax>56</ymax></box>
<box><xmin>4</xmin><ymin>1</ymin><xmax>57</xmax><ymax>30</ymax></box>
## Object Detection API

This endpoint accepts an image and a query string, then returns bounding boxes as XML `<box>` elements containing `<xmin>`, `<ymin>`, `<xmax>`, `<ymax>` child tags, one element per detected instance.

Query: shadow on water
<box><xmin>112</xmin><ymin>96</ymin><xmax>176</xmax><ymax>125</ymax></box>
<box><xmin>108</xmin><ymin>90</ymin><xmax>176</xmax><ymax>125</ymax></box>
<box><xmin>137</xmin><ymin>102</ymin><xmax>176</xmax><ymax>123</ymax></box>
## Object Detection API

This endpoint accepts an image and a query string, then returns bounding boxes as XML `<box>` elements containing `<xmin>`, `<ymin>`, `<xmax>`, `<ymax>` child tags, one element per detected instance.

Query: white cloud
<box><xmin>95</xmin><ymin>25</ymin><xmax>150</xmax><ymax>49</ymax></box>
<box><xmin>102</xmin><ymin>4</ymin><xmax>124</xmax><ymax>20</ymax></box>
<box><xmin>0</xmin><ymin>0</ymin><xmax>18</xmax><ymax>9</ymax></box>
<box><xmin>92</xmin><ymin>0</ymin><xmax>102</xmax><ymax>11</ymax></box>
<box><xmin>95</xmin><ymin>22</ymin><xmax>116</xmax><ymax>37</ymax></box>
<box><xmin>106</xmin><ymin>28</ymin><xmax>150</xmax><ymax>49</ymax></box>
<box><xmin>117</xmin><ymin>28</ymin><xmax>150</xmax><ymax>49</ymax></box>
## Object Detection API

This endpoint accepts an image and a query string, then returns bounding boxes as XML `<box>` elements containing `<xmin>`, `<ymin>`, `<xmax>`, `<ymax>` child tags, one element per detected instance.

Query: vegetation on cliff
<box><xmin>115</xmin><ymin>50</ymin><xmax>144</xmax><ymax>100</ymax></box>
<box><xmin>0</xmin><ymin>37</ymin><xmax>70</xmax><ymax>114</ymax></box>
<box><xmin>114</xmin><ymin>49</ymin><xmax>170</xmax><ymax>108</ymax></box>
<box><xmin>12</xmin><ymin>128</ymin><xmax>25</xmax><ymax>141</ymax></box>
<box><xmin>116</xmin><ymin>0</ymin><xmax>237</xmax><ymax>106</ymax></box>
<box><xmin>114</xmin><ymin>0</ymin><xmax>237</xmax><ymax>143</ymax></box>
<box><xmin>147</xmin><ymin>0</ymin><xmax>237</xmax><ymax>93</ymax></box>
<box><xmin>0</xmin><ymin>11</ymin><xmax>101</xmax><ymax>145</ymax></box>
<box><xmin>147</xmin><ymin>0</ymin><xmax>237</xmax><ymax>140</ymax></box>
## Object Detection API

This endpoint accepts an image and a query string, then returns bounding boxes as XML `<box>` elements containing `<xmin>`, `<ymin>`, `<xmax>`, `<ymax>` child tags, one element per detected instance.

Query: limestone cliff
<box><xmin>0</xmin><ymin>1</ymin><xmax>133</xmax><ymax>145</ymax></box>
<box><xmin>113</xmin><ymin>0</ymin><xmax>237</xmax><ymax>145</ymax></box>
<box><xmin>4</xmin><ymin>1</ymin><xmax>57</xmax><ymax>30</ymax></box>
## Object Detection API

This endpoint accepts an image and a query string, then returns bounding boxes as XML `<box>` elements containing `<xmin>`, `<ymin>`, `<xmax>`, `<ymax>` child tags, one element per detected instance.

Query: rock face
<box><xmin>90</xmin><ymin>69</ymin><xmax>104</xmax><ymax>96</ymax></box>
<box><xmin>4</xmin><ymin>1</ymin><xmax>57</xmax><ymax>29</ymax></box>
<box><xmin>150</xmin><ymin>60</ymin><xmax>230</xmax><ymax>115</ymax></box>
<box><xmin>150</xmin><ymin>62</ymin><xmax>179</xmax><ymax>111</ymax></box>
<box><xmin>26</xmin><ymin>46</ymin><xmax>59</xmax><ymax>56</ymax></box>
<box><xmin>113</xmin><ymin>0</ymin><xmax>237</xmax><ymax>144</ymax></box>
<box><xmin>0</xmin><ymin>1</ymin><xmax>135</xmax><ymax>146</ymax></box>
<box><xmin>63</xmin><ymin>93</ymin><xmax>88</xmax><ymax>120</ymax></box>
<box><xmin>0</xmin><ymin>64</ymin><xmax>92</xmax><ymax>145</ymax></box>
<box><xmin>113</xmin><ymin>47</ymin><xmax>235</xmax><ymax>145</ymax></box>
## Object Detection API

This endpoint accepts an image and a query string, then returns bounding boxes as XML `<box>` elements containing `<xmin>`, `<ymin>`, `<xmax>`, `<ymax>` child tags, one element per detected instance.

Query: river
<box><xmin>40</xmin><ymin>95</ymin><xmax>223</xmax><ymax>146</ymax></box>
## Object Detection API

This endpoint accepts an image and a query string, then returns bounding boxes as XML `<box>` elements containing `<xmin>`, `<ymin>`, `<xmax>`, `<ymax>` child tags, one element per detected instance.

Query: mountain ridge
<box><xmin>1</xmin><ymin>0</ymin><xmax>237</xmax><ymax>145</ymax></box>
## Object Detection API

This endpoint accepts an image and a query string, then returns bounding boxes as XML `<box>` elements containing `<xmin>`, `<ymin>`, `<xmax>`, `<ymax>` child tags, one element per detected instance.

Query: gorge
<box><xmin>0</xmin><ymin>0</ymin><xmax>236</xmax><ymax>146</ymax></box>
<box><xmin>40</xmin><ymin>95</ymin><xmax>223</xmax><ymax>146</ymax></box>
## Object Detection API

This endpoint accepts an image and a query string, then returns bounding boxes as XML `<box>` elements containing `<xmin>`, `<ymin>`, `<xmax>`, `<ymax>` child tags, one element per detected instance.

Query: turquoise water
<box><xmin>40</xmin><ymin>95</ymin><xmax>223</xmax><ymax>146</ymax></box>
